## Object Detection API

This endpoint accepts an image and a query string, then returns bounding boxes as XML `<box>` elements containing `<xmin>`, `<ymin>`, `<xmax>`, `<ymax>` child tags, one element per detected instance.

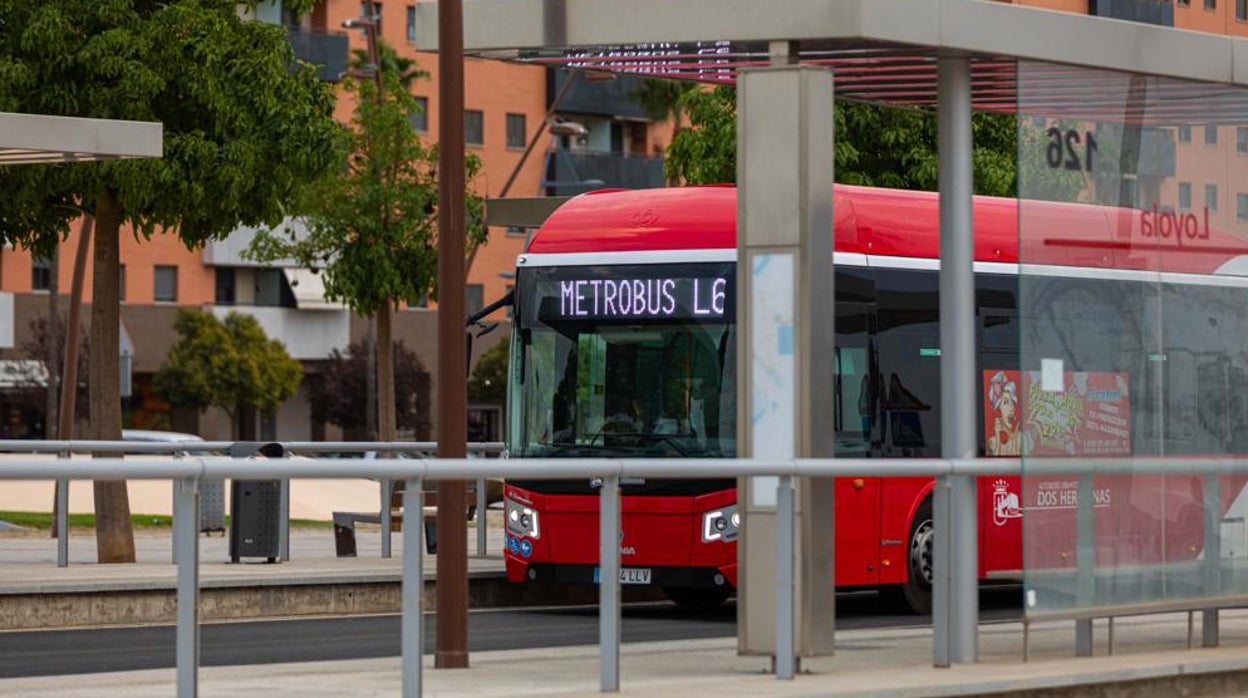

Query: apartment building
<box><xmin>0</xmin><ymin>0</ymin><xmax>670</xmax><ymax>442</ymax></box>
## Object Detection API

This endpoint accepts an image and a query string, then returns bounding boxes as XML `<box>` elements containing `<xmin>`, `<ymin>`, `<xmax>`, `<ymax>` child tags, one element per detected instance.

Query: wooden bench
<box><xmin>332</xmin><ymin>507</ymin><xmax>438</xmax><ymax>556</ymax></box>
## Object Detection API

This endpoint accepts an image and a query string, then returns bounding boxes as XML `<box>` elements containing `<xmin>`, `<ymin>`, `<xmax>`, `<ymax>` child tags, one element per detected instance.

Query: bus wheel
<box><xmin>663</xmin><ymin>586</ymin><xmax>731</xmax><ymax>611</ymax></box>
<box><xmin>896</xmin><ymin>499</ymin><xmax>934</xmax><ymax>615</ymax></box>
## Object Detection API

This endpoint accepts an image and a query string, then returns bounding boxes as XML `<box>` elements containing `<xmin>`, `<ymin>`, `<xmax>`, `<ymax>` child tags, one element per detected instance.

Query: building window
<box><xmin>154</xmin><ymin>265</ymin><xmax>178</xmax><ymax>302</ymax></box>
<box><xmin>506</xmin><ymin>113</ymin><xmax>526</xmax><ymax>149</ymax></box>
<box><xmin>1179</xmin><ymin>182</ymin><xmax>1192</xmax><ymax>210</ymax></box>
<box><xmin>1178</xmin><ymin>0</ymin><xmax>1190</xmax><ymax>4</ymax></box>
<box><xmin>31</xmin><ymin>257</ymin><xmax>52</xmax><ymax>292</ymax></box>
<box><xmin>1207</xmin><ymin>184</ymin><xmax>1219</xmax><ymax>211</ymax></box>
<box><xmin>467</xmin><ymin>284</ymin><xmax>484</xmax><ymax>316</ymax></box>
<box><xmin>360</xmin><ymin>1</ymin><xmax>382</xmax><ymax>32</ymax></box>
<box><xmin>465</xmin><ymin>110</ymin><xmax>484</xmax><ymax>146</ymax></box>
<box><xmin>215</xmin><ymin>268</ymin><xmax>236</xmax><ymax>305</ymax></box>
<box><xmin>1239</xmin><ymin>127</ymin><xmax>1248</xmax><ymax>153</ymax></box>
<box><xmin>1238</xmin><ymin>194</ymin><xmax>1248</xmax><ymax>221</ymax></box>
<box><xmin>1206</xmin><ymin>123</ymin><xmax>1219</xmax><ymax>145</ymax></box>
<box><xmin>255</xmin><ymin>268</ymin><xmax>283</xmax><ymax>307</ymax></box>
<box><xmin>119</xmin><ymin>264</ymin><xmax>126</xmax><ymax>302</ymax></box>
<box><xmin>406</xmin><ymin>4</ymin><xmax>416</xmax><ymax>42</ymax></box>
<box><xmin>1178</xmin><ymin>124</ymin><xmax>1191</xmax><ymax>142</ymax></box>
<box><xmin>1239</xmin><ymin>0</ymin><xmax>1247</xmax><ymax>19</ymax></box>
<box><xmin>505</xmin><ymin>226</ymin><xmax>527</xmax><ymax>237</ymax></box>
<box><xmin>409</xmin><ymin>96</ymin><xmax>428</xmax><ymax>133</ymax></box>
<box><xmin>1207</xmin><ymin>0</ymin><xmax>1217</xmax><ymax>9</ymax></box>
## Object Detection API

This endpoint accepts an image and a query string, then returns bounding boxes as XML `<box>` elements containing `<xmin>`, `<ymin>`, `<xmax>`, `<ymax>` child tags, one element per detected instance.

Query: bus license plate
<box><xmin>593</xmin><ymin>567</ymin><xmax>652</xmax><ymax>585</ymax></box>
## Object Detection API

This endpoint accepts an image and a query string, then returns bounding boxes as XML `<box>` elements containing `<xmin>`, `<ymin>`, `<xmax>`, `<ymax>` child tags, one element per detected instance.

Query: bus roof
<box><xmin>527</xmin><ymin>185</ymin><xmax>1248</xmax><ymax>275</ymax></box>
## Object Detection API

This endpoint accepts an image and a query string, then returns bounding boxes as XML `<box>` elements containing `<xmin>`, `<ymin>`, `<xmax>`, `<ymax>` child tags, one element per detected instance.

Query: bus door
<box><xmin>975</xmin><ymin>275</ymin><xmax>1022</xmax><ymax>578</ymax></box>
<box><xmin>872</xmin><ymin>268</ymin><xmax>941</xmax><ymax>582</ymax></box>
<box><xmin>833</xmin><ymin>298</ymin><xmax>882</xmax><ymax>587</ymax></box>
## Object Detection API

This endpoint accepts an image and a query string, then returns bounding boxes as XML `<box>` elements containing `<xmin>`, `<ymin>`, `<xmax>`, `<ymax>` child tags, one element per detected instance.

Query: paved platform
<box><xmin>6</xmin><ymin>612</ymin><xmax>1248</xmax><ymax>697</ymax></box>
<box><xmin>6</xmin><ymin>522</ymin><xmax>1248</xmax><ymax>695</ymax></box>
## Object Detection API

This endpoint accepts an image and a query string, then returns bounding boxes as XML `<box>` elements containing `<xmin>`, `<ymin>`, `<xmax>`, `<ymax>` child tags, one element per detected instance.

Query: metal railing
<box><xmin>8</xmin><ymin>451</ymin><xmax>1248</xmax><ymax>696</ymax></box>
<box><xmin>0</xmin><ymin>440</ymin><xmax>505</xmax><ymax>566</ymax></box>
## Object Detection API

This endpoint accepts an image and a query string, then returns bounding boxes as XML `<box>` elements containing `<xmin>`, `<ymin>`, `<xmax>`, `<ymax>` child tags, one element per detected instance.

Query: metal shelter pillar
<box><xmin>737</xmin><ymin>60</ymin><xmax>837</xmax><ymax>672</ymax></box>
<box><xmin>934</xmin><ymin>52</ymin><xmax>979</xmax><ymax>667</ymax></box>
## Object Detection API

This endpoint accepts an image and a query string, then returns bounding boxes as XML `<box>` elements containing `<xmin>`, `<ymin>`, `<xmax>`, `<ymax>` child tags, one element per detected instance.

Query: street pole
<box><xmin>436</xmin><ymin>0</ymin><xmax>470</xmax><ymax>670</ymax></box>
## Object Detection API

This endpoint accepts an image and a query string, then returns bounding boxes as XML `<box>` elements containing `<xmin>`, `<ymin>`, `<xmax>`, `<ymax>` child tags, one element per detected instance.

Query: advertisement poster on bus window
<box><xmin>983</xmin><ymin>369</ymin><xmax>1131</xmax><ymax>457</ymax></box>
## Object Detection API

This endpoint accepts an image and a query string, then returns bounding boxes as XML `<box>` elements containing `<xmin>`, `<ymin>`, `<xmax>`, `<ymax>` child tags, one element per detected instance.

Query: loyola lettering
<box><xmin>1139</xmin><ymin>204</ymin><xmax>1210</xmax><ymax>247</ymax></box>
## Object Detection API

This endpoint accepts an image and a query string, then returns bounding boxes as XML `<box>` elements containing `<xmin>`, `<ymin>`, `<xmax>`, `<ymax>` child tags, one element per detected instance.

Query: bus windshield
<box><xmin>509</xmin><ymin>262</ymin><xmax>737</xmax><ymax>460</ymax></box>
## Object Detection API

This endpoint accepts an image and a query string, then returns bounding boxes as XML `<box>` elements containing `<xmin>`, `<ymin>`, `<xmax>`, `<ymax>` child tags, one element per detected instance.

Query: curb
<box><xmin>0</xmin><ymin>574</ymin><xmax>669</xmax><ymax>631</ymax></box>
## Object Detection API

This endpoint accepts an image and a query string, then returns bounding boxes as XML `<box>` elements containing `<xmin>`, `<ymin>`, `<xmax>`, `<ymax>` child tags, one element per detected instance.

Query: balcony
<box><xmin>549</xmin><ymin>69</ymin><xmax>652</xmax><ymax>120</ymax></box>
<box><xmin>286</xmin><ymin>27</ymin><xmax>349</xmax><ymax>82</ymax></box>
<box><xmin>1089</xmin><ymin>0</ymin><xmax>1173</xmax><ymax>27</ymax></box>
<box><xmin>543</xmin><ymin>149</ymin><xmax>665</xmax><ymax>195</ymax></box>
<box><xmin>210</xmin><ymin>306</ymin><xmax>349</xmax><ymax>361</ymax></box>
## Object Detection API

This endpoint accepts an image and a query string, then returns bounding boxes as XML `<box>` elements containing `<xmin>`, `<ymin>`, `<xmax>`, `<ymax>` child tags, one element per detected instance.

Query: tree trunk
<box><xmin>365</xmin><ymin>318</ymin><xmax>377</xmax><ymax>441</ymax></box>
<box><xmin>51</xmin><ymin>215</ymin><xmax>94</xmax><ymax>540</ymax></box>
<box><xmin>89</xmin><ymin>189</ymin><xmax>135</xmax><ymax>564</ymax></box>
<box><xmin>377</xmin><ymin>301</ymin><xmax>396</xmax><ymax>444</ymax></box>
<box><xmin>45</xmin><ymin>245</ymin><xmax>59</xmax><ymax>439</ymax></box>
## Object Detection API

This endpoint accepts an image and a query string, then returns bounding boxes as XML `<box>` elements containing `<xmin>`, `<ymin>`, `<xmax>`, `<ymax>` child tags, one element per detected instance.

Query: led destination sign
<box><xmin>559</xmin><ymin>276</ymin><xmax>728</xmax><ymax>319</ymax></box>
<box><xmin>526</xmin><ymin>263</ymin><xmax>736</xmax><ymax>324</ymax></box>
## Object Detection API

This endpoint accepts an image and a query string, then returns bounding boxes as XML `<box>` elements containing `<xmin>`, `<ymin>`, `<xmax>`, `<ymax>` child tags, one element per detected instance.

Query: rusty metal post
<box><xmin>436</xmin><ymin>0</ymin><xmax>470</xmax><ymax>670</ymax></box>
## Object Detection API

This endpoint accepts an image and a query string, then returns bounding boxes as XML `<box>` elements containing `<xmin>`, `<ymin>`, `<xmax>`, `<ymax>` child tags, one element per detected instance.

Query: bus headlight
<box><xmin>701</xmin><ymin>505</ymin><xmax>739</xmax><ymax>543</ymax></box>
<box><xmin>506</xmin><ymin>499</ymin><xmax>540</xmax><ymax>539</ymax></box>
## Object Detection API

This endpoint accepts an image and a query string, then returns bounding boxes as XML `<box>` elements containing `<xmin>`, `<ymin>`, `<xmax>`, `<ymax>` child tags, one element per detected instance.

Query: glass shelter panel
<box><xmin>1018</xmin><ymin>61</ymin><xmax>1248</xmax><ymax>618</ymax></box>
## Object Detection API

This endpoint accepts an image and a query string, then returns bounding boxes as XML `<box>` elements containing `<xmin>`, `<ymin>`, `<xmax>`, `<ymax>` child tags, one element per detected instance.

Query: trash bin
<box><xmin>227</xmin><ymin>442</ymin><xmax>285</xmax><ymax>563</ymax></box>
<box><xmin>200</xmin><ymin>479</ymin><xmax>226</xmax><ymax>534</ymax></box>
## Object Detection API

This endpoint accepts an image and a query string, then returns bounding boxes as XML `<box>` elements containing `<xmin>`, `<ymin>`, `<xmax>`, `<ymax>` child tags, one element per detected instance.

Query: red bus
<box><xmin>500</xmin><ymin>184</ymin><xmax>1248</xmax><ymax>613</ymax></box>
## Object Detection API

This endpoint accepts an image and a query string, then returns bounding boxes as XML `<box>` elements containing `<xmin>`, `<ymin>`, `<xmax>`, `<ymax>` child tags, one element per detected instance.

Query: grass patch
<box><xmin>0</xmin><ymin>511</ymin><xmax>333</xmax><ymax>530</ymax></box>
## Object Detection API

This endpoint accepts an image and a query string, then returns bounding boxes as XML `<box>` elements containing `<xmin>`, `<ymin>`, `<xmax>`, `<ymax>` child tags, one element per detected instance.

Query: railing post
<box><xmin>1203</xmin><ymin>474</ymin><xmax>1221</xmax><ymax>647</ymax></box>
<box><xmin>278</xmin><ymin>451</ymin><xmax>291</xmax><ymax>562</ymax></box>
<box><xmin>775</xmin><ymin>474</ymin><xmax>796</xmax><ymax>680</ymax></box>
<box><xmin>382</xmin><ymin>478</ymin><xmax>393</xmax><ymax>558</ymax></box>
<box><xmin>402</xmin><ymin>477</ymin><xmax>424</xmax><ymax>697</ymax></box>
<box><xmin>1075</xmin><ymin>473</ymin><xmax>1095</xmax><ymax>656</ymax></box>
<box><xmin>174</xmin><ymin>477</ymin><xmax>201</xmax><ymax>698</ymax></box>
<box><xmin>476</xmin><ymin>476</ymin><xmax>488</xmax><ymax>556</ymax></box>
<box><xmin>56</xmin><ymin>451</ymin><xmax>69</xmax><ymax>567</ymax></box>
<box><xmin>599</xmin><ymin>473</ymin><xmax>621</xmax><ymax>692</ymax></box>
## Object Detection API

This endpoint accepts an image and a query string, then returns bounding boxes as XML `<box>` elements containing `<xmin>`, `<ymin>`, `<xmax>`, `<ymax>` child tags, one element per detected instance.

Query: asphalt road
<box><xmin>0</xmin><ymin>587</ymin><xmax>1021</xmax><ymax>679</ymax></box>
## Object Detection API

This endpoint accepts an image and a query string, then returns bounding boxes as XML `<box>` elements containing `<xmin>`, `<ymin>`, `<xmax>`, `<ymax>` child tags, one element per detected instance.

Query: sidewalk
<box><xmin>0</xmin><ymin>523</ymin><xmax>512</xmax><ymax>629</ymax></box>
<box><xmin>5</xmin><ymin>613</ymin><xmax>1248</xmax><ymax>697</ymax></box>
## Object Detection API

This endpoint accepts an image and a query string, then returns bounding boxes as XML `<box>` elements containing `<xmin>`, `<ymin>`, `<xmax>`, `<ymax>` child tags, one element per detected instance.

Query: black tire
<box><xmin>886</xmin><ymin>498</ymin><xmax>933</xmax><ymax>615</ymax></box>
<box><xmin>663</xmin><ymin>586</ymin><xmax>731</xmax><ymax>611</ymax></box>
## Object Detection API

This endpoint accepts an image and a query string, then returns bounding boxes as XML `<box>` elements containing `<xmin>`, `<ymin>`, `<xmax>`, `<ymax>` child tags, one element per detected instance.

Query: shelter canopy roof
<box><xmin>0</xmin><ymin>112</ymin><xmax>162</xmax><ymax>165</ymax></box>
<box><xmin>414</xmin><ymin>0</ymin><xmax>1248</xmax><ymax>123</ymax></box>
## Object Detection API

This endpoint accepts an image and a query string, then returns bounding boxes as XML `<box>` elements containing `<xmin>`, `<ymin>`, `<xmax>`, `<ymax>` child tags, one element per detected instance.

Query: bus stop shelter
<box><xmin>417</xmin><ymin>0</ymin><xmax>1248</xmax><ymax>678</ymax></box>
<box><xmin>0</xmin><ymin>111</ymin><xmax>162</xmax><ymax>164</ymax></box>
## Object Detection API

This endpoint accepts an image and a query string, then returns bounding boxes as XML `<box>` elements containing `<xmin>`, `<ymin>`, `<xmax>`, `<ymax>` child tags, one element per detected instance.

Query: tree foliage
<box><xmin>154</xmin><ymin>309</ymin><xmax>302</xmax><ymax>438</ymax></box>
<box><xmin>308</xmin><ymin>339</ymin><xmax>431</xmax><ymax>437</ymax></box>
<box><xmin>0</xmin><ymin>0</ymin><xmax>342</xmax><ymax>561</ymax></box>
<box><xmin>0</xmin><ymin>0</ymin><xmax>342</xmax><ymax>252</ymax></box>
<box><xmin>468</xmin><ymin>338</ymin><xmax>509</xmax><ymax>404</ymax></box>
<box><xmin>246</xmin><ymin>41</ymin><xmax>487</xmax><ymax>316</ymax></box>
<box><xmin>663</xmin><ymin>85</ymin><xmax>1019</xmax><ymax>197</ymax></box>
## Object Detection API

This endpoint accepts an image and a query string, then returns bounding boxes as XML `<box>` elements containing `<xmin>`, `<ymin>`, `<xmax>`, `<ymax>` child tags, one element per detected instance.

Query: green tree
<box><xmin>630</xmin><ymin>78</ymin><xmax>700</xmax><ymax>184</ymax></box>
<box><xmin>154</xmin><ymin>310</ymin><xmax>302</xmax><ymax>440</ymax></box>
<box><xmin>664</xmin><ymin>86</ymin><xmax>1019</xmax><ymax>197</ymax></box>
<box><xmin>247</xmin><ymin>40</ymin><xmax>486</xmax><ymax>446</ymax></box>
<box><xmin>0</xmin><ymin>1</ymin><xmax>341</xmax><ymax>562</ymax></box>
<box><xmin>468</xmin><ymin>338</ymin><xmax>509</xmax><ymax>404</ymax></box>
<box><xmin>308</xmin><ymin>339</ymin><xmax>431</xmax><ymax>439</ymax></box>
